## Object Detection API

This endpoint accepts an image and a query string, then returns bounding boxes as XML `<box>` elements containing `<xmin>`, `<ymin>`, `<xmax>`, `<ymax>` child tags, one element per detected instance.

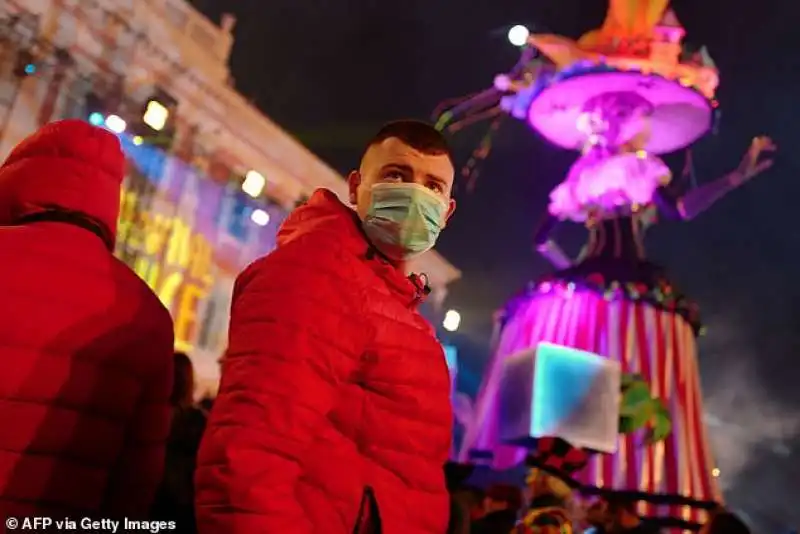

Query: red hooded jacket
<box><xmin>196</xmin><ymin>189</ymin><xmax>452</xmax><ymax>534</ymax></box>
<box><xmin>0</xmin><ymin>120</ymin><xmax>174</xmax><ymax>519</ymax></box>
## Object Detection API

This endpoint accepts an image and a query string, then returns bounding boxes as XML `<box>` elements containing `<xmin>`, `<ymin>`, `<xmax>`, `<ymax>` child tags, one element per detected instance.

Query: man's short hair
<box><xmin>484</xmin><ymin>483</ymin><xmax>523</xmax><ymax>513</ymax></box>
<box><xmin>365</xmin><ymin>120</ymin><xmax>455</xmax><ymax>166</ymax></box>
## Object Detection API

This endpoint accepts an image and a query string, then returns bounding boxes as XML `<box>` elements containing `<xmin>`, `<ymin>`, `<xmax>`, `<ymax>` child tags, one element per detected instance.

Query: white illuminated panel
<box><xmin>498</xmin><ymin>342</ymin><xmax>621</xmax><ymax>453</ymax></box>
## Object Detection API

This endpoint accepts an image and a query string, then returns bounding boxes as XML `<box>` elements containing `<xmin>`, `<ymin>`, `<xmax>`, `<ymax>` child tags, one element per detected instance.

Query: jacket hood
<box><xmin>277</xmin><ymin>188</ymin><xmax>430</xmax><ymax>306</ymax></box>
<box><xmin>277</xmin><ymin>188</ymin><xmax>361</xmax><ymax>249</ymax></box>
<box><xmin>0</xmin><ymin>120</ymin><xmax>125</xmax><ymax>244</ymax></box>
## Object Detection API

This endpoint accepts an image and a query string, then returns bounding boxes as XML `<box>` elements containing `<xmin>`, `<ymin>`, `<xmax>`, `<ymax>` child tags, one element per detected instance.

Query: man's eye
<box><xmin>428</xmin><ymin>183</ymin><xmax>444</xmax><ymax>193</ymax></box>
<box><xmin>385</xmin><ymin>172</ymin><xmax>403</xmax><ymax>181</ymax></box>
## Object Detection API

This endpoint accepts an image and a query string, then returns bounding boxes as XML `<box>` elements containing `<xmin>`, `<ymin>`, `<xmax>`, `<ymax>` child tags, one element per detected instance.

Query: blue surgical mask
<box><xmin>362</xmin><ymin>182</ymin><xmax>448</xmax><ymax>261</ymax></box>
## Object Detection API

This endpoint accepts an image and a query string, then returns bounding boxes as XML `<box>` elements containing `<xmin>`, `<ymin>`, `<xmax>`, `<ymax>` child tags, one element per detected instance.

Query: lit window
<box><xmin>105</xmin><ymin>114</ymin><xmax>127</xmax><ymax>134</ymax></box>
<box><xmin>443</xmin><ymin>309</ymin><xmax>461</xmax><ymax>332</ymax></box>
<box><xmin>242</xmin><ymin>170</ymin><xmax>266</xmax><ymax>198</ymax></box>
<box><xmin>143</xmin><ymin>100</ymin><xmax>169</xmax><ymax>131</ymax></box>
<box><xmin>88</xmin><ymin>112</ymin><xmax>105</xmax><ymax>126</ymax></box>
<box><xmin>251</xmin><ymin>208</ymin><xmax>270</xmax><ymax>227</ymax></box>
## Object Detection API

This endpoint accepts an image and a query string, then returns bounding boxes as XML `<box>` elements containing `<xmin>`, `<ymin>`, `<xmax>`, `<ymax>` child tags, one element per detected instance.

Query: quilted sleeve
<box><xmin>195</xmin><ymin>236</ymin><xmax>366</xmax><ymax>534</ymax></box>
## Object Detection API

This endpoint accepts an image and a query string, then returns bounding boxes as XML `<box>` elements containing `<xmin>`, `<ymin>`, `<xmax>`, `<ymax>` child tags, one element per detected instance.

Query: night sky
<box><xmin>195</xmin><ymin>0</ymin><xmax>799</xmax><ymax>527</ymax></box>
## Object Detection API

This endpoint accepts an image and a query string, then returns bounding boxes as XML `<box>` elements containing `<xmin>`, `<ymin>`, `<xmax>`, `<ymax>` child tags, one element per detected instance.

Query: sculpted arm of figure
<box><xmin>104</xmin><ymin>322</ymin><xmax>174</xmax><ymax>518</ymax></box>
<box><xmin>533</xmin><ymin>213</ymin><xmax>571</xmax><ymax>270</ymax></box>
<box><xmin>655</xmin><ymin>136</ymin><xmax>776</xmax><ymax>220</ymax></box>
<box><xmin>194</xmin><ymin>238</ymin><xmax>363</xmax><ymax>534</ymax></box>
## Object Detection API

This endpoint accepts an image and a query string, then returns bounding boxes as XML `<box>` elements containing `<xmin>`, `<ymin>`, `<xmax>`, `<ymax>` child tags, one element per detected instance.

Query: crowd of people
<box><xmin>0</xmin><ymin>119</ymin><xmax>754</xmax><ymax>533</ymax></box>
<box><xmin>445</xmin><ymin>467</ymin><xmax>752</xmax><ymax>534</ymax></box>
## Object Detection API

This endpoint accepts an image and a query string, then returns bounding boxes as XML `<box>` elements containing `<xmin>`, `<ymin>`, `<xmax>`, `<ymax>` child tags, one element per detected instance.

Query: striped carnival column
<box><xmin>461</xmin><ymin>288</ymin><xmax>721</xmax><ymax>525</ymax></box>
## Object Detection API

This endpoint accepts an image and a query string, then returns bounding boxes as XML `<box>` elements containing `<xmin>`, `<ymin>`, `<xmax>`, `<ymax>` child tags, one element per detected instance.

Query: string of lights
<box><xmin>459</xmin><ymin>115</ymin><xmax>503</xmax><ymax>192</ymax></box>
<box><xmin>430</xmin><ymin>42</ymin><xmax>542</xmax><ymax>188</ymax></box>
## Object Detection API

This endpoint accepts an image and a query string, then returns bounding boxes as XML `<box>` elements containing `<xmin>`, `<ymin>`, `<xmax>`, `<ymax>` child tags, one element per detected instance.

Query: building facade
<box><xmin>0</xmin><ymin>0</ymin><xmax>461</xmax><ymax>395</ymax></box>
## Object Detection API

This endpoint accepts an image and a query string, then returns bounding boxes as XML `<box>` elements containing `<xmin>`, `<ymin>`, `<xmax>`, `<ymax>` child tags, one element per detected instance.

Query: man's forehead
<box><xmin>363</xmin><ymin>137</ymin><xmax>454</xmax><ymax>176</ymax></box>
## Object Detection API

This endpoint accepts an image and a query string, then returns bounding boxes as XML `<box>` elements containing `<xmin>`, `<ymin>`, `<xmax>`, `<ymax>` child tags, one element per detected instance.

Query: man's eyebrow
<box><xmin>380</xmin><ymin>163</ymin><xmax>414</xmax><ymax>173</ymax></box>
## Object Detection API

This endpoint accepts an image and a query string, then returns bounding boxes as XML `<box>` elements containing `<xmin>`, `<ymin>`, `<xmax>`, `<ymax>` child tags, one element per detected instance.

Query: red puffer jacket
<box><xmin>196</xmin><ymin>189</ymin><xmax>453</xmax><ymax>534</ymax></box>
<box><xmin>0</xmin><ymin>121</ymin><xmax>174</xmax><ymax>520</ymax></box>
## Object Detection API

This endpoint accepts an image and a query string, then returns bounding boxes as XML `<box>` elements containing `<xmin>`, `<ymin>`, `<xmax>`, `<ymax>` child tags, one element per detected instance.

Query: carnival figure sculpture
<box><xmin>454</xmin><ymin>0</ymin><xmax>777</xmax><ymax>525</ymax></box>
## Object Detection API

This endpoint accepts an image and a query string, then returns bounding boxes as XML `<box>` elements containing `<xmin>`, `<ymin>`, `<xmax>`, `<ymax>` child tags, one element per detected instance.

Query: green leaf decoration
<box><xmin>626</xmin><ymin>401</ymin><xmax>653</xmax><ymax>432</ymax></box>
<box><xmin>618</xmin><ymin>415</ymin><xmax>635</xmax><ymax>434</ymax></box>
<box><xmin>620</xmin><ymin>373</ymin><xmax>643</xmax><ymax>390</ymax></box>
<box><xmin>618</xmin><ymin>373</ymin><xmax>673</xmax><ymax>444</ymax></box>
<box><xmin>620</xmin><ymin>381</ymin><xmax>652</xmax><ymax>417</ymax></box>
<box><xmin>647</xmin><ymin>402</ymin><xmax>672</xmax><ymax>443</ymax></box>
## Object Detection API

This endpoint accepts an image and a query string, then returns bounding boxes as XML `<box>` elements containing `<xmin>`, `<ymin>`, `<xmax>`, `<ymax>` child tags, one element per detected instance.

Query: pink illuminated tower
<box><xmin>439</xmin><ymin>0</ymin><xmax>777</xmax><ymax>526</ymax></box>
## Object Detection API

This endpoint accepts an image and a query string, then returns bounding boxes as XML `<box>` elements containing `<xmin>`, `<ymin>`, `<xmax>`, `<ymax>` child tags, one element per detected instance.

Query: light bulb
<box><xmin>443</xmin><ymin>309</ymin><xmax>461</xmax><ymax>332</ymax></box>
<box><xmin>508</xmin><ymin>25</ymin><xmax>530</xmax><ymax>47</ymax></box>
<box><xmin>105</xmin><ymin>114</ymin><xmax>127</xmax><ymax>134</ymax></box>
<box><xmin>251</xmin><ymin>208</ymin><xmax>270</xmax><ymax>227</ymax></box>
<box><xmin>242</xmin><ymin>170</ymin><xmax>266</xmax><ymax>198</ymax></box>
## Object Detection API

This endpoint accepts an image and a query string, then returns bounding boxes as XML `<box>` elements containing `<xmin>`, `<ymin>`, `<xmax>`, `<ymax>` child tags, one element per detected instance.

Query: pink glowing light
<box><xmin>527</xmin><ymin>72</ymin><xmax>713</xmax><ymax>154</ymax></box>
<box><xmin>548</xmin><ymin>151</ymin><xmax>671</xmax><ymax>221</ymax></box>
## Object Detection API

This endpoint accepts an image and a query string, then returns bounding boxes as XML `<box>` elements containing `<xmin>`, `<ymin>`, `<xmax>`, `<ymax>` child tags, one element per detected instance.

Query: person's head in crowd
<box><xmin>605</xmin><ymin>497</ymin><xmax>642</xmax><ymax>530</ymax></box>
<box><xmin>483</xmin><ymin>483</ymin><xmax>523</xmax><ymax>516</ymax></box>
<box><xmin>458</xmin><ymin>486</ymin><xmax>485</xmax><ymax>521</ymax></box>
<box><xmin>700</xmin><ymin>510</ymin><xmax>750</xmax><ymax>534</ymax></box>
<box><xmin>446</xmin><ymin>494</ymin><xmax>472</xmax><ymax>534</ymax></box>
<box><xmin>0</xmin><ymin>119</ymin><xmax>124</xmax><ymax>248</ymax></box>
<box><xmin>171</xmin><ymin>352</ymin><xmax>195</xmax><ymax>408</ymax></box>
<box><xmin>585</xmin><ymin>499</ymin><xmax>612</xmax><ymax>529</ymax></box>
<box><xmin>347</xmin><ymin>120</ymin><xmax>457</xmax><ymax>265</ymax></box>
<box><xmin>526</xmin><ymin>468</ymin><xmax>573</xmax><ymax>501</ymax></box>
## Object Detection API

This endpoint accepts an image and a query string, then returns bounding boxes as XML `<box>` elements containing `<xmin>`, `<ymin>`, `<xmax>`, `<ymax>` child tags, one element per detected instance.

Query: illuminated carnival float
<box><xmin>436</xmin><ymin>0</ymin><xmax>775</xmax><ymax>525</ymax></box>
<box><xmin>500</xmin><ymin>343</ymin><xmax>720</xmax><ymax>532</ymax></box>
<box><xmin>496</xmin><ymin>343</ymin><xmax>697</xmax><ymax>532</ymax></box>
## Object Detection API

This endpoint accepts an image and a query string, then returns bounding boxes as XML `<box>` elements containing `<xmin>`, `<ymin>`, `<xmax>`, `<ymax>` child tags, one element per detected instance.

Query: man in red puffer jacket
<box><xmin>0</xmin><ymin>120</ymin><xmax>174</xmax><ymax>520</ymax></box>
<box><xmin>196</xmin><ymin>120</ymin><xmax>458</xmax><ymax>534</ymax></box>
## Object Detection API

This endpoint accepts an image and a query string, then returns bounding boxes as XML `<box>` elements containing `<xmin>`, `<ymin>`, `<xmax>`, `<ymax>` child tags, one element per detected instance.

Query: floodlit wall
<box><xmin>116</xmin><ymin>136</ymin><xmax>288</xmax><ymax>393</ymax></box>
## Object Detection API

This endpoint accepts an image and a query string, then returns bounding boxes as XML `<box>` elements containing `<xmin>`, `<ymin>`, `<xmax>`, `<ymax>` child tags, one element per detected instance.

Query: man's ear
<box><xmin>444</xmin><ymin>198</ymin><xmax>456</xmax><ymax>224</ymax></box>
<box><xmin>347</xmin><ymin>170</ymin><xmax>361</xmax><ymax>205</ymax></box>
